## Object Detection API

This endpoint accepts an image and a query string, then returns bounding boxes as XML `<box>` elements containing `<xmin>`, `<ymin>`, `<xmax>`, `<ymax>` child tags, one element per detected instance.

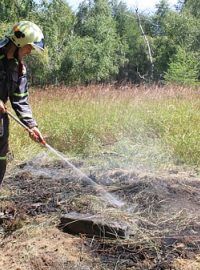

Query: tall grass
<box><xmin>8</xmin><ymin>85</ymin><xmax>200</xmax><ymax>168</ymax></box>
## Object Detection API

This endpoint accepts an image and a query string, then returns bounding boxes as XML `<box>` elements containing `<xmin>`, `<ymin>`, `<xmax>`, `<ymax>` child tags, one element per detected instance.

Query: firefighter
<box><xmin>0</xmin><ymin>21</ymin><xmax>45</xmax><ymax>185</ymax></box>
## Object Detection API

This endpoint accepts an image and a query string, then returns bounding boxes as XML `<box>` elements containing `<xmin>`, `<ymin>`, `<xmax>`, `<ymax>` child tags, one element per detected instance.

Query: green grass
<box><xmin>8</xmin><ymin>85</ymin><xmax>200</xmax><ymax>169</ymax></box>
<box><xmin>141</xmin><ymin>100</ymin><xmax>200</xmax><ymax>165</ymax></box>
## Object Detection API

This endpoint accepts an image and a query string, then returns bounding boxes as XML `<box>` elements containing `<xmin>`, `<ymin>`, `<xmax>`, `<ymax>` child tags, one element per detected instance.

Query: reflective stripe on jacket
<box><xmin>0</xmin><ymin>48</ymin><xmax>37</xmax><ymax>128</ymax></box>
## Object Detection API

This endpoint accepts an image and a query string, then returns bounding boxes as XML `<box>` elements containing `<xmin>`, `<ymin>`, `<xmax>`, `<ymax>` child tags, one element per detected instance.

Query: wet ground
<box><xmin>1</xmin><ymin>153</ymin><xmax>200</xmax><ymax>269</ymax></box>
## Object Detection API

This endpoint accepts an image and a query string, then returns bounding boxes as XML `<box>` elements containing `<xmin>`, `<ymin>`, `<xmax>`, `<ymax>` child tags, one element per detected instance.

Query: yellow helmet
<box><xmin>7</xmin><ymin>21</ymin><xmax>44</xmax><ymax>52</ymax></box>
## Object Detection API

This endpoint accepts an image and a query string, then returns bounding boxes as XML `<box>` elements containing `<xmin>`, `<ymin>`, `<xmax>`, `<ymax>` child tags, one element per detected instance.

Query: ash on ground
<box><xmin>1</xmin><ymin>153</ymin><xmax>200</xmax><ymax>269</ymax></box>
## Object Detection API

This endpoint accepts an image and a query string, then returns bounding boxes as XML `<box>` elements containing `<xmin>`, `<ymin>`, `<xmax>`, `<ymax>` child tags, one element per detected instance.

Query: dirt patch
<box><xmin>0</xmin><ymin>218</ymin><xmax>98</xmax><ymax>270</ymax></box>
<box><xmin>1</xmin><ymin>155</ymin><xmax>200</xmax><ymax>269</ymax></box>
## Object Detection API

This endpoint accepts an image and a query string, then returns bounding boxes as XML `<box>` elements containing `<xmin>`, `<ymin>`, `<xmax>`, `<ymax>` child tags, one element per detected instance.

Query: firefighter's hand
<box><xmin>29</xmin><ymin>127</ymin><xmax>46</xmax><ymax>145</ymax></box>
<box><xmin>0</xmin><ymin>100</ymin><xmax>6</xmax><ymax>113</ymax></box>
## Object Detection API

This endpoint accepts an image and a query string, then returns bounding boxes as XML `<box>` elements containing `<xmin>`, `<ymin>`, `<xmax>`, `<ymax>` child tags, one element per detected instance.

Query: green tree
<box><xmin>37</xmin><ymin>0</ymin><xmax>75</xmax><ymax>84</ymax></box>
<box><xmin>0</xmin><ymin>0</ymin><xmax>20</xmax><ymax>22</ymax></box>
<box><xmin>26</xmin><ymin>49</ymin><xmax>49</xmax><ymax>86</ymax></box>
<box><xmin>182</xmin><ymin>0</ymin><xmax>200</xmax><ymax>17</ymax></box>
<box><xmin>60</xmin><ymin>36</ymin><xmax>98</xmax><ymax>83</ymax></box>
<box><xmin>164</xmin><ymin>11</ymin><xmax>200</xmax><ymax>50</ymax></box>
<box><xmin>66</xmin><ymin>0</ymin><xmax>126</xmax><ymax>83</ymax></box>
<box><xmin>152</xmin><ymin>0</ymin><xmax>200</xmax><ymax>81</ymax></box>
<box><xmin>0</xmin><ymin>0</ymin><xmax>37</xmax><ymax>22</ymax></box>
<box><xmin>164</xmin><ymin>46</ymin><xmax>199</xmax><ymax>85</ymax></box>
<box><xmin>110</xmin><ymin>2</ymin><xmax>150</xmax><ymax>82</ymax></box>
<box><xmin>152</xmin><ymin>0</ymin><xmax>170</xmax><ymax>36</ymax></box>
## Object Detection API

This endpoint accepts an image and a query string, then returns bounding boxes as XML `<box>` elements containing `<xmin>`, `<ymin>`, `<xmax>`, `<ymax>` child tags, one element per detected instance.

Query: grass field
<box><xmin>2</xmin><ymin>84</ymin><xmax>200</xmax><ymax>270</ymax></box>
<box><xmin>8</xmin><ymin>84</ymin><xmax>200</xmax><ymax>170</ymax></box>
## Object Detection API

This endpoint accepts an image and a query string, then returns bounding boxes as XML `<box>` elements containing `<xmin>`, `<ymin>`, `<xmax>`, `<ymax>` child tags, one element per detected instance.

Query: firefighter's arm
<box><xmin>9</xmin><ymin>63</ymin><xmax>45</xmax><ymax>144</ymax></box>
<box><xmin>9</xmin><ymin>76</ymin><xmax>37</xmax><ymax>128</ymax></box>
<box><xmin>9</xmin><ymin>62</ymin><xmax>37</xmax><ymax>128</ymax></box>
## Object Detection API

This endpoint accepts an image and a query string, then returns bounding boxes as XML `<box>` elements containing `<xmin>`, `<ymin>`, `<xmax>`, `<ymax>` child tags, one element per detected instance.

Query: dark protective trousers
<box><xmin>0</xmin><ymin>114</ymin><xmax>9</xmax><ymax>185</ymax></box>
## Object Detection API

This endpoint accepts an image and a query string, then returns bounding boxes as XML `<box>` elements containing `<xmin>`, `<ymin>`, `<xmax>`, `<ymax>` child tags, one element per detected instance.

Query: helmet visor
<box><xmin>0</xmin><ymin>37</ymin><xmax>10</xmax><ymax>48</ymax></box>
<box><xmin>32</xmin><ymin>39</ymin><xmax>44</xmax><ymax>52</ymax></box>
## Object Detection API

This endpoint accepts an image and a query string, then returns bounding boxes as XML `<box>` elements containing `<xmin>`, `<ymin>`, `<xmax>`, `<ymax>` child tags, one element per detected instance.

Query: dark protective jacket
<box><xmin>0</xmin><ymin>39</ymin><xmax>37</xmax><ymax>128</ymax></box>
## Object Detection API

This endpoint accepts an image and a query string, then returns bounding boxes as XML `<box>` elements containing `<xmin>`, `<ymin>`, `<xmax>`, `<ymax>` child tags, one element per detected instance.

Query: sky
<box><xmin>67</xmin><ymin>0</ymin><xmax>178</xmax><ymax>12</ymax></box>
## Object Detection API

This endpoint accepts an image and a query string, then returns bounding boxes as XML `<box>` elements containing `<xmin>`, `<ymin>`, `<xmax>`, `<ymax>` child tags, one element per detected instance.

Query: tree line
<box><xmin>0</xmin><ymin>0</ymin><xmax>199</xmax><ymax>86</ymax></box>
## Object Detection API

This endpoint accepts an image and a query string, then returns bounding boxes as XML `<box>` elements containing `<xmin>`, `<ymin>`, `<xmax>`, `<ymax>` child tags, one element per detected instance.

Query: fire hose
<box><xmin>7</xmin><ymin>110</ymin><xmax>124</xmax><ymax>207</ymax></box>
<box><xmin>7</xmin><ymin>111</ymin><xmax>46</xmax><ymax>146</ymax></box>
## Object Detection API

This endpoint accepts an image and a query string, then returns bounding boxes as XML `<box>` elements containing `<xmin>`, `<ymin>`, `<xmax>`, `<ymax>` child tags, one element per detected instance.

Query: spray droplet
<box><xmin>45</xmin><ymin>143</ymin><xmax>125</xmax><ymax>208</ymax></box>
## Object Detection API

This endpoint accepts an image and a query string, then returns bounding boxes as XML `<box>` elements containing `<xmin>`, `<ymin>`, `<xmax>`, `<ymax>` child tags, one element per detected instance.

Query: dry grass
<box><xmin>7</xmin><ymin>84</ymin><xmax>200</xmax><ymax>171</ymax></box>
<box><xmin>1</xmin><ymin>140</ymin><xmax>200</xmax><ymax>269</ymax></box>
<box><xmin>6</xmin><ymin>84</ymin><xmax>200</xmax><ymax>168</ymax></box>
<box><xmin>0</xmin><ymin>215</ymin><xmax>95</xmax><ymax>270</ymax></box>
<box><xmin>173</xmin><ymin>257</ymin><xmax>200</xmax><ymax>270</ymax></box>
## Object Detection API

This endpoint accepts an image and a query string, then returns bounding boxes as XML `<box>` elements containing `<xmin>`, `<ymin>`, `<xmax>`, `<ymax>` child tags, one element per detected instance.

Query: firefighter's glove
<box><xmin>29</xmin><ymin>127</ymin><xmax>46</xmax><ymax>145</ymax></box>
<box><xmin>0</xmin><ymin>100</ymin><xmax>6</xmax><ymax>114</ymax></box>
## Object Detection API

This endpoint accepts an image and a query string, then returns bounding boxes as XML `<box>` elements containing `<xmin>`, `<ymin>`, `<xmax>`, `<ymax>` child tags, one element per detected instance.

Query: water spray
<box><xmin>7</xmin><ymin>111</ymin><xmax>124</xmax><ymax>208</ymax></box>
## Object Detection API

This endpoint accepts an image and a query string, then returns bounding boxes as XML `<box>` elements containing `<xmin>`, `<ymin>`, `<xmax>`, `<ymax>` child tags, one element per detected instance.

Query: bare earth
<box><xmin>1</xmin><ymin>154</ymin><xmax>200</xmax><ymax>270</ymax></box>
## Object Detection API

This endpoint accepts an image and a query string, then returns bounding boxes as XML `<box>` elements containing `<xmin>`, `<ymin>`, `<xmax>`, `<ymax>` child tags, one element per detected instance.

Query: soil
<box><xmin>0</xmin><ymin>153</ymin><xmax>200</xmax><ymax>270</ymax></box>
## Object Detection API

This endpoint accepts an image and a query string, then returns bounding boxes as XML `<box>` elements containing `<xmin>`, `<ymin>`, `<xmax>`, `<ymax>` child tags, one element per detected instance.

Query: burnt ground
<box><xmin>0</xmin><ymin>153</ymin><xmax>200</xmax><ymax>270</ymax></box>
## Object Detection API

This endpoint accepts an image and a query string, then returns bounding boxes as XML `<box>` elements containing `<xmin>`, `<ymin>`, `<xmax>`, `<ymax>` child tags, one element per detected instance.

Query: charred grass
<box><xmin>1</xmin><ymin>155</ymin><xmax>200</xmax><ymax>269</ymax></box>
<box><xmin>1</xmin><ymin>84</ymin><xmax>200</xmax><ymax>269</ymax></box>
